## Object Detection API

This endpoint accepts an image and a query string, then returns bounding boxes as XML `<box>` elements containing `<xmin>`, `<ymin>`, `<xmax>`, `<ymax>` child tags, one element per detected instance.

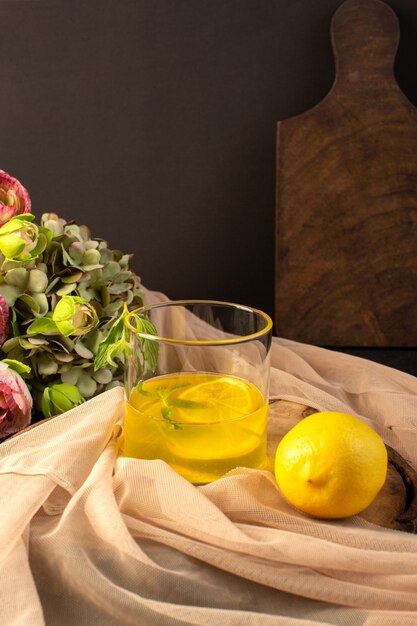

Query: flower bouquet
<box><xmin>0</xmin><ymin>170</ymin><xmax>149</xmax><ymax>439</ymax></box>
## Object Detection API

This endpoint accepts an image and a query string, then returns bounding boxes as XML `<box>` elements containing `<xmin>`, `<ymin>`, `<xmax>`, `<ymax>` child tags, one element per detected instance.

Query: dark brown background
<box><xmin>1</xmin><ymin>0</ymin><xmax>417</xmax><ymax>371</ymax></box>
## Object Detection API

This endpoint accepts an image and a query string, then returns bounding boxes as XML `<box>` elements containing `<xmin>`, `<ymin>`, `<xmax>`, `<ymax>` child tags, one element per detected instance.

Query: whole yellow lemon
<box><xmin>274</xmin><ymin>411</ymin><xmax>388</xmax><ymax>519</ymax></box>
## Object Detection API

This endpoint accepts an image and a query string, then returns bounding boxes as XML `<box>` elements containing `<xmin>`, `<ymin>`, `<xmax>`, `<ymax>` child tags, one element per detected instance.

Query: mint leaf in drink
<box><xmin>137</xmin><ymin>381</ymin><xmax>157</xmax><ymax>398</ymax></box>
<box><xmin>168</xmin><ymin>398</ymin><xmax>206</xmax><ymax>410</ymax></box>
<box><xmin>160</xmin><ymin>404</ymin><xmax>181</xmax><ymax>430</ymax></box>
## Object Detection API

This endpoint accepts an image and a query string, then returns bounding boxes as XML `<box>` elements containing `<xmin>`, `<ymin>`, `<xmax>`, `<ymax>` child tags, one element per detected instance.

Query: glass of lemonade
<box><xmin>121</xmin><ymin>300</ymin><xmax>272</xmax><ymax>484</ymax></box>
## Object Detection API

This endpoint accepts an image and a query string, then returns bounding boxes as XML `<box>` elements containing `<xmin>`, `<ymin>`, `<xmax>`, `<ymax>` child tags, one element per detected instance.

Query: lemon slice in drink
<box><xmin>176</xmin><ymin>374</ymin><xmax>256</xmax><ymax>423</ymax></box>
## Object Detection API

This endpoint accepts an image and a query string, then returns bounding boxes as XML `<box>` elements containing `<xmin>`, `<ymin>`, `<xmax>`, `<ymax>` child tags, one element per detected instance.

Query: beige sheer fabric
<box><xmin>1</xmin><ymin>288</ymin><xmax>417</xmax><ymax>625</ymax></box>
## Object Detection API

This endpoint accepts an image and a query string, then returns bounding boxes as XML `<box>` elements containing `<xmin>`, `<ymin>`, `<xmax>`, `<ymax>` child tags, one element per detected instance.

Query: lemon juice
<box><xmin>121</xmin><ymin>372</ymin><xmax>268</xmax><ymax>483</ymax></box>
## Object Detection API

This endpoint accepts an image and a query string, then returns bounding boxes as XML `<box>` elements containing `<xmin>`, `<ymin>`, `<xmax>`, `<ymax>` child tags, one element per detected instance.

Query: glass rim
<box><xmin>125</xmin><ymin>299</ymin><xmax>273</xmax><ymax>346</ymax></box>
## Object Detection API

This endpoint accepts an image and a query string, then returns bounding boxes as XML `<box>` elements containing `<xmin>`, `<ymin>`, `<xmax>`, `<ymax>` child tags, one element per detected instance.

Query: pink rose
<box><xmin>0</xmin><ymin>170</ymin><xmax>31</xmax><ymax>226</ymax></box>
<box><xmin>0</xmin><ymin>361</ymin><xmax>32</xmax><ymax>439</ymax></box>
<box><xmin>0</xmin><ymin>294</ymin><xmax>9</xmax><ymax>346</ymax></box>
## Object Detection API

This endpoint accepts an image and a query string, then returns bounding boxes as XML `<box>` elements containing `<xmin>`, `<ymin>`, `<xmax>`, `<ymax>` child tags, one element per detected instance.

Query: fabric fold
<box><xmin>0</xmin><ymin>288</ymin><xmax>416</xmax><ymax>624</ymax></box>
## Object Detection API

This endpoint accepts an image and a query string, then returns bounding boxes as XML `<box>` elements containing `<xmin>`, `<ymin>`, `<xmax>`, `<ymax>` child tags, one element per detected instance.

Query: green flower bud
<box><xmin>41</xmin><ymin>383</ymin><xmax>84</xmax><ymax>417</ymax></box>
<box><xmin>0</xmin><ymin>214</ymin><xmax>52</xmax><ymax>262</ymax></box>
<box><xmin>52</xmin><ymin>295</ymin><xmax>98</xmax><ymax>337</ymax></box>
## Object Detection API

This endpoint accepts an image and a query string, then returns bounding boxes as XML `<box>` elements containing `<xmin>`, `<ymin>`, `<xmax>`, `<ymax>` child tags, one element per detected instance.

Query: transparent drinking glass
<box><xmin>121</xmin><ymin>300</ymin><xmax>272</xmax><ymax>483</ymax></box>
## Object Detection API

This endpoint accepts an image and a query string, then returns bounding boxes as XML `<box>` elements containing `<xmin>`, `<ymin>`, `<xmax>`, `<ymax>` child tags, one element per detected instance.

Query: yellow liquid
<box><xmin>121</xmin><ymin>372</ymin><xmax>268</xmax><ymax>483</ymax></box>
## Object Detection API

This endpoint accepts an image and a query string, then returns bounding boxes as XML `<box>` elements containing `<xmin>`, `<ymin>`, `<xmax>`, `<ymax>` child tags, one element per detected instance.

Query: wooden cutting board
<box><xmin>275</xmin><ymin>0</ymin><xmax>417</xmax><ymax>346</ymax></box>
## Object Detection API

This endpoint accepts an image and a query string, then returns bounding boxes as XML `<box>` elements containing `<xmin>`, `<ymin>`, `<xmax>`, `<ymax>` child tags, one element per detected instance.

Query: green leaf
<box><xmin>160</xmin><ymin>383</ymin><xmax>189</xmax><ymax>398</ymax></box>
<box><xmin>136</xmin><ymin>382</ymin><xmax>200</xmax><ymax>428</ymax></box>
<box><xmin>4</xmin><ymin>268</ymin><xmax>28</xmax><ymax>289</ymax></box>
<box><xmin>56</xmin><ymin>283</ymin><xmax>77</xmax><ymax>296</ymax></box>
<box><xmin>31</xmin><ymin>292</ymin><xmax>49</xmax><ymax>316</ymax></box>
<box><xmin>137</xmin><ymin>381</ymin><xmax>157</xmax><ymax>398</ymax></box>
<box><xmin>45</xmin><ymin>276</ymin><xmax>61</xmax><ymax>294</ymax></box>
<box><xmin>39</xmin><ymin>225</ymin><xmax>53</xmax><ymax>245</ymax></box>
<box><xmin>26</xmin><ymin>337</ymin><xmax>48</xmax><ymax>346</ymax></box>
<box><xmin>18</xmin><ymin>293</ymin><xmax>41</xmax><ymax>314</ymax></box>
<box><xmin>2</xmin><ymin>359</ymin><xmax>31</xmax><ymax>374</ymax></box>
<box><xmin>27</xmin><ymin>317</ymin><xmax>58</xmax><ymax>335</ymax></box>
<box><xmin>1</xmin><ymin>337</ymin><xmax>20</xmax><ymax>352</ymax></box>
<box><xmin>37</xmin><ymin>354</ymin><xmax>59</xmax><ymax>376</ymax></box>
<box><xmin>94</xmin><ymin>309</ymin><xmax>158</xmax><ymax>375</ymax></box>
<box><xmin>73</xmin><ymin>341</ymin><xmax>94</xmax><ymax>359</ymax></box>
<box><xmin>101</xmin><ymin>261</ymin><xmax>121</xmax><ymax>280</ymax></box>
<box><xmin>0</xmin><ymin>284</ymin><xmax>21</xmax><ymax>306</ymax></box>
<box><xmin>167</xmin><ymin>398</ymin><xmax>206</xmax><ymax>410</ymax></box>
<box><xmin>94</xmin><ymin>314</ymin><xmax>125</xmax><ymax>371</ymax></box>
<box><xmin>76</xmin><ymin>373</ymin><xmax>97</xmax><ymax>398</ymax></box>
<box><xmin>11</xmin><ymin>308</ymin><xmax>20</xmax><ymax>337</ymax></box>
<box><xmin>49</xmin><ymin>336</ymin><xmax>74</xmax><ymax>352</ymax></box>
<box><xmin>92</xmin><ymin>368</ymin><xmax>112</xmax><ymax>384</ymax></box>
<box><xmin>61</xmin><ymin>245</ymin><xmax>80</xmax><ymax>269</ymax></box>
<box><xmin>41</xmin><ymin>388</ymin><xmax>53</xmax><ymax>418</ymax></box>
<box><xmin>105</xmin><ymin>339</ymin><xmax>127</xmax><ymax>367</ymax></box>
<box><xmin>133</xmin><ymin>313</ymin><xmax>159</xmax><ymax>374</ymax></box>
<box><xmin>108</xmin><ymin>283</ymin><xmax>130</xmax><ymax>295</ymax></box>
<box><xmin>19</xmin><ymin>337</ymin><xmax>38</xmax><ymax>349</ymax></box>
<box><xmin>61</xmin><ymin>368</ymin><xmax>79</xmax><ymax>385</ymax></box>
<box><xmin>161</xmin><ymin>406</ymin><xmax>171</xmax><ymax>420</ymax></box>
<box><xmin>94</xmin><ymin>343</ymin><xmax>111</xmax><ymax>372</ymax></box>
<box><xmin>27</xmin><ymin>269</ymin><xmax>48</xmax><ymax>293</ymax></box>
<box><xmin>159</xmin><ymin>406</ymin><xmax>181</xmax><ymax>430</ymax></box>
<box><xmin>60</xmin><ymin>271</ymin><xmax>83</xmax><ymax>284</ymax></box>
<box><xmin>13</xmin><ymin>213</ymin><xmax>36</xmax><ymax>223</ymax></box>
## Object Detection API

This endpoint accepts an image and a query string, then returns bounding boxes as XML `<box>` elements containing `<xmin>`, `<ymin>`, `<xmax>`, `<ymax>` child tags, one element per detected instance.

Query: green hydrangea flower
<box><xmin>0</xmin><ymin>199</ymin><xmax>146</xmax><ymax>424</ymax></box>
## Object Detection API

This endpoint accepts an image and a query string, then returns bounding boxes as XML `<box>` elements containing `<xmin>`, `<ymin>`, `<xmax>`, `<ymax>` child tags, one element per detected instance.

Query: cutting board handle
<box><xmin>275</xmin><ymin>0</ymin><xmax>417</xmax><ymax>346</ymax></box>
<box><xmin>331</xmin><ymin>0</ymin><xmax>399</xmax><ymax>88</ymax></box>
